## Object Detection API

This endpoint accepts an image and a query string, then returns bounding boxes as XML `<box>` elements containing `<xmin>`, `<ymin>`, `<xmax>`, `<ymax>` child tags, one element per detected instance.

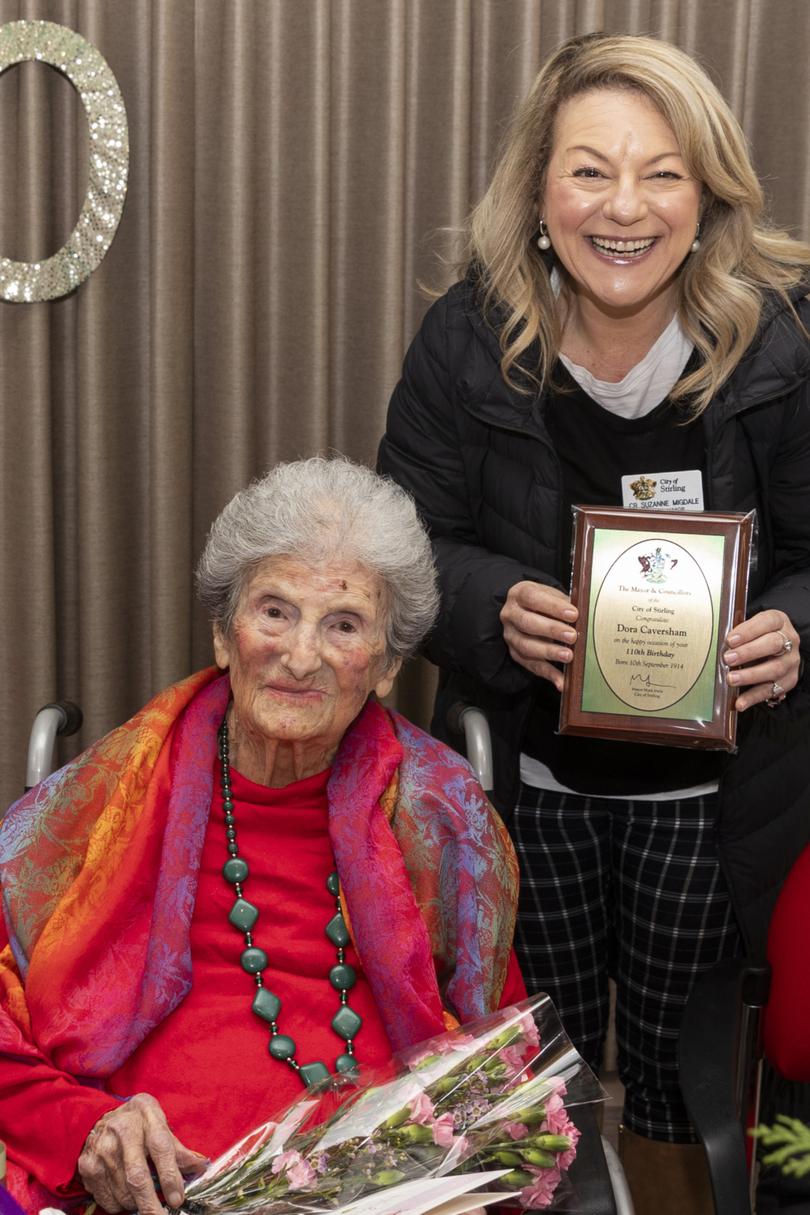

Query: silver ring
<box><xmin>776</xmin><ymin>629</ymin><xmax>793</xmax><ymax>654</ymax></box>
<box><xmin>765</xmin><ymin>681</ymin><xmax>786</xmax><ymax>708</ymax></box>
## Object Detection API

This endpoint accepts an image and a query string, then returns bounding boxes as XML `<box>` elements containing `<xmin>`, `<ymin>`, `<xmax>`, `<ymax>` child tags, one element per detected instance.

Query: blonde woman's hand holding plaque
<box><xmin>723</xmin><ymin>610</ymin><xmax>801</xmax><ymax>710</ymax></box>
<box><xmin>500</xmin><ymin>582</ymin><xmax>579</xmax><ymax>692</ymax></box>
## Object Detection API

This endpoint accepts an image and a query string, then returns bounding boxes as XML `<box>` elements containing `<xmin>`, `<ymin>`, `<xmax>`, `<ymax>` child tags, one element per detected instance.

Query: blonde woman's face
<box><xmin>541</xmin><ymin>88</ymin><xmax>702</xmax><ymax>320</ymax></box>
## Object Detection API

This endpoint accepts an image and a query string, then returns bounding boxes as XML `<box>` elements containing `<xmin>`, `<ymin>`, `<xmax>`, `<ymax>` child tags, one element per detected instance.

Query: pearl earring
<box><xmin>537</xmin><ymin>219</ymin><xmax>552</xmax><ymax>251</ymax></box>
<box><xmin>690</xmin><ymin>223</ymin><xmax>701</xmax><ymax>253</ymax></box>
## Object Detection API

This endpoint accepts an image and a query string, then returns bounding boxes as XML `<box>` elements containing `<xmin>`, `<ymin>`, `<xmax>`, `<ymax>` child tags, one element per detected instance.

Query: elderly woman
<box><xmin>0</xmin><ymin>457</ymin><xmax>523</xmax><ymax>1215</ymax></box>
<box><xmin>379</xmin><ymin>32</ymin><xmax>810</xmax><ymax>1214</ymax></box>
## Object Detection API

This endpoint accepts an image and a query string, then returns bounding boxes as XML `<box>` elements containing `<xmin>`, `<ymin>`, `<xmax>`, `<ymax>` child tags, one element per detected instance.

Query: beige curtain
<box><xmin>1</xmin><ymin>0</ymin><xmax>809</xmax><ymax>810</ymax></box>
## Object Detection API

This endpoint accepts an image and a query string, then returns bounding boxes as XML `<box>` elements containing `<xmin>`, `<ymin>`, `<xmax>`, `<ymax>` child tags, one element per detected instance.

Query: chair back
<box><xmin>679</xmin><ymin>957</ymin><xmax>770</xmax><ymax>1214</ymax></box>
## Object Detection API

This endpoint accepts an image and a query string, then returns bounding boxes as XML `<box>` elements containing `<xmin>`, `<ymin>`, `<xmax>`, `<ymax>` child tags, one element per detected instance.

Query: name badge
<box><xmin>621</xmin><ymin>469</ymin><xmax>704</xmax><ymax>512</ymax></box>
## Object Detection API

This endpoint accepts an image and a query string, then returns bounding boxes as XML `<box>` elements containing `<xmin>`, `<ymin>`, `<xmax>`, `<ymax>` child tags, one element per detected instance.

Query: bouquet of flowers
<box><xmin>178</xmin><ymin>994</ymin><xmax>605</xmax><ymax>1214</ymax></box>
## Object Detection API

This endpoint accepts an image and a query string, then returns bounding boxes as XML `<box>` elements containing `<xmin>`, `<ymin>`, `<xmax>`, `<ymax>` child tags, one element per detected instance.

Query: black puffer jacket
<box><xmin>379</xmin><ymin>276</ymin><xmax>810</xmax><ymax>957</ymax></box>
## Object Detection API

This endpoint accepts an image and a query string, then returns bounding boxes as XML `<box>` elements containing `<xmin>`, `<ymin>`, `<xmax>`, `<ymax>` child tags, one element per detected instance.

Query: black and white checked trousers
<box><xmin>511</xmin><ymin>783</ymin><xmax>742</xmax><ymax>1142</ymax></box>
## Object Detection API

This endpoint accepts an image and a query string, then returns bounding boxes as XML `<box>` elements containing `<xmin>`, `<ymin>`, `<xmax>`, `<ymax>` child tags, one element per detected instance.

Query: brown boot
<box><xmin>618</xmin><ymin>1125</ymin><xmax>715</xmax><ymax>1214</ymax></box>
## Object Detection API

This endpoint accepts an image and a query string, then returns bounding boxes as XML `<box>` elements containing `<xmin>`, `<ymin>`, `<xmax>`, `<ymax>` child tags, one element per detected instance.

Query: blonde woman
<box><xmin>379</xmin><ymin>32</ymin><xmax>810</xmax><ymax>1215</ymax></box>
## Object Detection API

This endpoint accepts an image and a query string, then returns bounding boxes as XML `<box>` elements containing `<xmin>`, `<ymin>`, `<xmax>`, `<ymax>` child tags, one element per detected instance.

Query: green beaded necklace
<box><xmin>218</xmin><ymin>718</ymin><xmax>362</xmax><ymax>1087</ymax></box>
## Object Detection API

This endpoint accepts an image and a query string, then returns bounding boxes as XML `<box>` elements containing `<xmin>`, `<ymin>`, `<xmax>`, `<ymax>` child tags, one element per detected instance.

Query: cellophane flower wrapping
<box><xmin>181</xmin><ymin>993</ymin><xmax>606</xmax><ymax>1213</ymax></box>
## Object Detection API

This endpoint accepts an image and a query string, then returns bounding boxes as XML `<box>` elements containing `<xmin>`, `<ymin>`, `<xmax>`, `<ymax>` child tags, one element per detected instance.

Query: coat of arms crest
<box><xmin>629</xmin><ymin>475</ymin><xmax>657</xmax><ymax>501</ymax></box>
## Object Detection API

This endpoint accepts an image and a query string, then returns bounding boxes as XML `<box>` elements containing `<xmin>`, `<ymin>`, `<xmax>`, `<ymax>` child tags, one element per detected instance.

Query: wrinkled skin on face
<box><xmin>213</xmin><ymin>554</ymin><xmax>401</xmax><ymax>787</ymax></box>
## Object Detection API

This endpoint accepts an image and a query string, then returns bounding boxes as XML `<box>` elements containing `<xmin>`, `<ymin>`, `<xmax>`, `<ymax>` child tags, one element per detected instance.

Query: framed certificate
<box><xmin>558</xmin><ymin>507</ymin><xmax>755</xmax><ymax>750</ymax></box>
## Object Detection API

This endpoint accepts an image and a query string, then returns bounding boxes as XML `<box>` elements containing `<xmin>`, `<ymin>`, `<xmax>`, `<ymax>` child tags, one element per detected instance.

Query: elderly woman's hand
<box><xmin>501</xmin><ymin>581</ymin><xmax>578</xmax><ymax>692</ymax></box>
<box><xmin>723</xmin><ymin>609</ymin><xmax>802</xmax><ymax>711</ymax></box>
<box><xmin>78</xmin><ymin>1093</ymin><xmax>207</xmax><ymax>1214</ymax></box>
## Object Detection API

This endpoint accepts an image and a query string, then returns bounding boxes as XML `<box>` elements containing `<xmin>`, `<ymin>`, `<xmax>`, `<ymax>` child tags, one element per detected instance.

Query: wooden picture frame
<box><xmin>558</xmin><ymin>507</ymin><xmax>755</xmax><ymax>751</ymax></box>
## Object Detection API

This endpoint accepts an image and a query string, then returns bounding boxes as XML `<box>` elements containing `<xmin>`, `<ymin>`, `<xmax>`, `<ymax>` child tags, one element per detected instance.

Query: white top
<box><xmin>559</xmin><ymin>311</ymin><xmax>694</xmax><ymax>418</ymax></box>
<box><xmin>519</xmin><ymin>751</ymin><xmax>720</xmax><ymax>801</ymax></box>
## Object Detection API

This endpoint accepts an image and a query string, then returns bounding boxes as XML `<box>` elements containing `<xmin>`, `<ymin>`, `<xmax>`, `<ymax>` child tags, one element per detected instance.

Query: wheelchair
<box><xmin>19</xmin><ymin>697</ymin><xmax>635</xmax><ymax>1215</ymax></box>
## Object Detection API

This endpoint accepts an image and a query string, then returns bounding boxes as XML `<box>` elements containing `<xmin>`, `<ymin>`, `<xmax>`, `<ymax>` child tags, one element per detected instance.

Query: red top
<box><xmin>0</xmin><ymin>765</ymin><xmax>525</xmax><ymax>1199</ymax></box>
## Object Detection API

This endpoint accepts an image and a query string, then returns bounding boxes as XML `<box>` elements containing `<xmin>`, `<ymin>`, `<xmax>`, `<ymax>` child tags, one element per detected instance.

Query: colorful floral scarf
<box><xmin>0</xmin><ymin>669</ymin><xmax>518</xmax><ymax>1080</ymax></box>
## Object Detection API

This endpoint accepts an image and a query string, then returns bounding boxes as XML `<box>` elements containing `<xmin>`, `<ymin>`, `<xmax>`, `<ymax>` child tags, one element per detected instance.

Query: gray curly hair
<box><xmin>195</xmin><ymin>456</ymin><xmax>439</xmax><ymax>663</ymax></box>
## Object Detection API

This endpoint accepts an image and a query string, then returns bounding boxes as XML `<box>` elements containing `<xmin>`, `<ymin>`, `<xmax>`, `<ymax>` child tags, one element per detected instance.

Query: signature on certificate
<box><xmin>629</xmin><ymin>672</ymin><xmax>676</xmax><ymax>691</ymax></box>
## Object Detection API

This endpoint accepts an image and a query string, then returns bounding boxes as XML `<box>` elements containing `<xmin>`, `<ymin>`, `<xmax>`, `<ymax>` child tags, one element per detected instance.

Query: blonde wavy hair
<box><xmin>468</xmin><ymin>32</ymin><xmax>810</xmax><ymax>413</ymax></box>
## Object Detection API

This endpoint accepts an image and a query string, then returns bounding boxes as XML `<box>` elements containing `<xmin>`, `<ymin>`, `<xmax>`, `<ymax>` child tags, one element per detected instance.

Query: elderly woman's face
<box><xmin>541</xmin><ymin>88</ymin><xmax>702</xmax><ymax>319</ymax></box>
<box><xmin>213</xmin><ymin>555</ymin><xmax>400</xmax><ymax>778</ymax></box>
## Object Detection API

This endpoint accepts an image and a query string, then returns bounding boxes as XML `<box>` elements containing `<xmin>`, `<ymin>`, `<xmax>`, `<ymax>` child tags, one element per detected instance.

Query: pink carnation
<box><xmin>456</xmin><ymin>1133</ymin><xmax>471</xmax><ymax>1157</ymax></box>
<box><xmin>408</xmin><ymin>1092</ymin><xmax>436</xmax><ymax>1125</ymax></box>
<box><xmin>271</xmin><ymin>1149</ymin><xmax>317</xmax><ymax>1191</ymax></box>
<box><xmin>515</xmin><ymin>1011</ymin><xmax>541</xmax><ymax>1049</ymax></box>
<box><xmin>408</xmin><ymin>1031</ymin><xmax>477</xmax><ymax>1065</ymax></box>
<box><xmin>447</xmin><ymin>1032</ymin><xmax>479</xmax><ymax>1053</ymax></box>
<box><xmin>544</xmin><ymin>1102</ymin><xmax>580</xmax><ymax>1171</ymax></box>
<box><xmin>504</xmin><ymin>1120</ymin><xmax>530</xmax><ymax>1141</ymax></box>
<box><xmin>431</xmin><ymin>1112</ymin><xmax>457</xmax><ymax>1147</ymax></box>
<box><xmin>499</xmin><ymin>1044</ymin><xmax>529</xmax><ymax>1078</ymax></box>
<box><xmin>520</xmin><ymin>1163</ymin><xmax>562</xmax><ymax>1209</ymax></box>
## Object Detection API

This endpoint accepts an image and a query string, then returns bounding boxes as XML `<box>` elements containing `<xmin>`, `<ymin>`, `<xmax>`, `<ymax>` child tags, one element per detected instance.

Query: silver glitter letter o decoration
<box><xmin>0</xmin><ymin>20</ymin><xmax>129</xmax><ymax>303</ymax></box>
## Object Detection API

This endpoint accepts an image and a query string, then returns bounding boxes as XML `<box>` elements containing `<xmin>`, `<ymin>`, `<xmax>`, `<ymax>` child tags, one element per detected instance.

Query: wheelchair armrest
<box><xmin>446</xmin><ymin>701</ymin><xmax>494</xmax><ymax>792</ymax></box>
<box><xmin>25</xmin><ymin>701</ymin><xmax>83</xmax><ymax>790</ymax></box>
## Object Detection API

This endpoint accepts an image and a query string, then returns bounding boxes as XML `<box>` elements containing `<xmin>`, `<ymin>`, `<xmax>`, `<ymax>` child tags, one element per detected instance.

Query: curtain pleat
<box><xmin>2</xmin><ymin>0</ymin><xmax>809</xmax><ymax>808</ymax></box>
